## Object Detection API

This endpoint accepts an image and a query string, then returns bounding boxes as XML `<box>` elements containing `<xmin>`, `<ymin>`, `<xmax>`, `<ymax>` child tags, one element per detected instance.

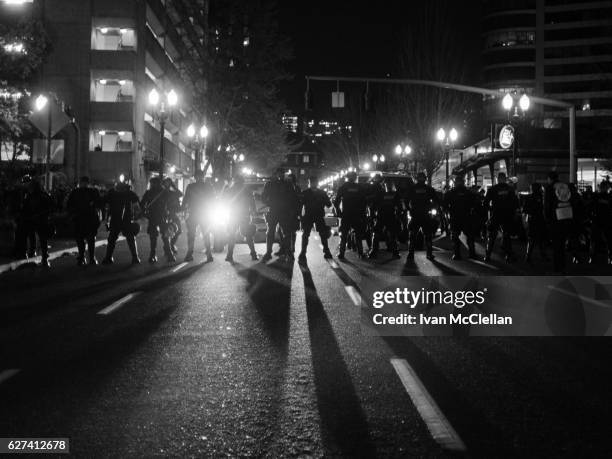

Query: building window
<box><xmin>92</xmin><ymin>26</ymin><xmax>136</xmax><ymax>51</ymax></box>
<box><xmin>303</xmin><ymin>155</ymin><xmax>310</xmax><ymax>163</ymax></box>
<box><xmin>485</xmin><ymin>31</ymin><xmax>535</xmax><ymax>49</ymax></box>
<box><xmin>91</xmin><ymin>79</ymin><xmax>135</xmax><ymax>102</ymax></box>
<box><xmin>90</xmin><ymin>130</ymin><xmax>133</xmax><ymax>152</ymax></box>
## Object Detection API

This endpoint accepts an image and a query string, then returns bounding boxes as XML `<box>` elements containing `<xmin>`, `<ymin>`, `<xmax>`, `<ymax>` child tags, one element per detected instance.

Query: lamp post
<box><xmin>149</xmin><ymin>88</ymin><xmax>178</xmax><ymax>178</ymax></box>
<box><xmin>372</xmin><ymin>154</ymin><xmax>385</xmax><ymax>170</ymax></box>
<box><xmin>437</xmin><ymin>127</ymin><xmax>458</xmax><ymax>186</ymax></box>
<box><xmin>394</xmin><ymin>143</ymin><xmax>413</xmax><ymax>173</ymax></box>
<box><xmin>502</xmin><ymin>92</ymin><xmax>530</xmax><ymax>177</ymax></box>
<box><xmin>34</xmin><ymin>94</ymin><xmax>52</xmax><ymax>190</ymax></box>
<box><xmin>187</xmin><ymin>123</ymin><xmax>209</xmax><ymax>177</ymax></box>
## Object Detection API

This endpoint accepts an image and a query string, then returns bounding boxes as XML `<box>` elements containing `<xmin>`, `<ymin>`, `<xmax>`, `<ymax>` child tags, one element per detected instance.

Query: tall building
<box><xmin>0</xmin><ymin>0</ymin><xmax>209</xmax><ymax>193</ymax></box>
<box><xmin>483</xmin><ymin>0</ymin><xmax>612</xmax><ymax>144</ymax></box>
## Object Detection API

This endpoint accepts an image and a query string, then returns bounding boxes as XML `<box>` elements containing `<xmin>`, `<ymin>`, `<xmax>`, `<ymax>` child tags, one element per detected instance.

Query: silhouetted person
<box><xmin>334</xmin><ymin>171</ymin><xmax>367</xmax><ymax>260</ymax></box>
<box><xmin>484</xmin><ymin>172</ymin><xmax>519</xmax><ymax>262</ymax></box>
<box><xmin>544</xmin><ymin>171</ymin><xmax>575</xmax><ymax>273</ymax></box>
<box><xmin>20</xmin><ymin>178</ymin><xmax>53</xmax><ymax>267</ymax></box>
<box><xmin>299</xmin><ymin>176</ymin><xmax>333</xmax><ymax>262</ymax></box>
<box><xmin>522</xmin><ymin>182</ymin><xmax>548</xmax><ymax>264</ymax></box>
<box><xmin>444</xmin><ymin>175</ymin><xmax>479</xmax><ymax>260</ymax></box>
<box><xmin>183</xmin><ymin>171</ymin><xmax>216</xmax><ymax>262</ymax></box>
<box><xmin>405</xmin><ymin>172</ymin><xmax>438</xmax><ymax>261</ymax></box>
<box><xmin>141</xmin><ymin>177</ymin><xmax>174</xmax><ymax>263</ymax></box>
<box><xmin>223</xmin><ymin>175</ymin><xmax>258</xmax><ymax>263</ymax></box>
<box><xmin>67</xmin><ymin>176</ymin><xmax>103</xmax><ymax>266</ymax></box>
<box><xmin>101</xmin><ymin>182</ymin><xmax>140</xmax><ymax>264</ymax></box>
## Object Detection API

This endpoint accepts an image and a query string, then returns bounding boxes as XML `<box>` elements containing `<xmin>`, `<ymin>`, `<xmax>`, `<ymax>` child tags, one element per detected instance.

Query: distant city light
<box><xmin>119</xmin><ymin>174</ymin><xmax>125</xmax><ymax>183</ymax></box>
<box><xmin>502</xmin><ymin>93</ymin><xmax>514</xmax><ymax>111</ymax></box>
<box><xmin>100</xmin><ymin>27</ymin><xmax>109</xmax><ymax>34</ymax></box>
<box><xmin>3</xmin><ymin>42</ymin><xmax>25</xmax><ymax>54</ymax></box>
<box><xmin>99</xmin><ymin>79</ymin><xmax>107</xmax><ymax>85</ymax></box>
<box><xmin>169</xmin><ymin>165</ymin><xmax>176</xmax><ymax>174</ymax></box>
<box><xmin>34</xmin><ymin>94</ymin><xmax>48</xmax><ymax>111</ymax></box>
<box><xmin>519</xmin><ymin>94</ymin><xmax>530</xmax><ymax>111</ymax></box>
<box><xmin>449</xmin><ymin>128</ymin><xmax>459</xmax><ymax>142</ymax></box>
<box><xmin>167</xmin><ymin>89</ymin><xmax>178</xmax><ymax>107</ymax></box>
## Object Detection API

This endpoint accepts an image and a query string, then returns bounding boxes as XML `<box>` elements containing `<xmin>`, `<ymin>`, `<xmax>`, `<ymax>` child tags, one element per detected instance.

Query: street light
<box><xmin>187</xmin><ymin>122</ymin><xmax>209</xmax><ymax>175</ymax></box>
<box><xmin>437</xmin><ymin>127</ymin><xmax>459</xmax><ymax>186</ymax></box>
<box><xmin>363</xmin><ymin>162</ymin><xmax>371</xmax><ymax>171</ymax></box>
<box><xmin>501</xmin><ymin>92</ymin><xmax>530</xmax><ymax>176</ymax></box>
<box><xmin>34</xmin><ymin>94</ymin><xmax>53</xmax><ymax>191</ymax></box>
<box><xmin>149</xmin><ymin>87</ymin><xmax>178</xmax><ymax>177</ymax></box>
<box><xmin>372</xmin><ymin>154</ymin><xmax>385</xmax><ymax>169</ymax></box>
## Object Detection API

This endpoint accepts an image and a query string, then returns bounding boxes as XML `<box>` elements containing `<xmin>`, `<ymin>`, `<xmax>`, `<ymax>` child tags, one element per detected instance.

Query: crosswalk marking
<box><xmin>97</xmin><ymin>292</ymin><xmax>142</xmax><ymax>315</ymax></box>
<box><xmin>0</xmin><ymin>369</ymin><xmax>20</xmax><ymax>385</ymax></box>
<box><xmin>391</xmin><ymin>358</ymin><xmax>466</xmax><ymax>452</ymax></box>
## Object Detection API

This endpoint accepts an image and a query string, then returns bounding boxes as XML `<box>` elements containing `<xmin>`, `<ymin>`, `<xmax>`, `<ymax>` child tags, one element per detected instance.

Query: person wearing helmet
<box><xmin>101</xmin><ymin>181</ymin><xmax>141</xmax><ymax>265</ymax></box>
<box><xmin>443</xmin><ymin>175</ymin><xmax>479</xmax><ymax>260</ymax></box>
<box><xmin>141</xmin><ymin>176</ymin><xmax>174</xmax><ymax>263</ymax></box>
<box><xmin>299</xmin><ymin>176</ymin><xmax>333</xmax><ymax>262</ymax></box>
<box><xmin>484</xmin><ymin>172</ymin><xmax>520</xmax><ymax>262</ymax></box>
<box><xmin>405</xmin><ymin>172</ymin><xmax>438</xmax><ymax>261</ymax></box>
<box><xmin>162</xmin><ymin>177</ymin><xmax>183</xmax><ymax>255</ymax></box>
<box><xmin>334</xmin><ymin>170</ymin><xmax>367</xmax><ymax>260</ymax></box>
<box><xmin>67</xmin><ymin>176</ymin><xmax>103</xmax><ymax>266</ymax></box>
<box><xmin>261</xmin><ymin>168</ymin><xmax>297</xmax><ymax>261</ymax></box>
<box><xmin>183</xmin><ymin>170</ymin><xmax>216</xmax><ymax>262</ymax></box>
<box><xmin>223</xmin><ymin>175</ymin><xmax>258</xmax><ymax>263</ymax></box>
<box><xmin>285</xmin><ymin>172</ymin><xmax>302</xmax><ymax>258</ymax></box>
<box><xmin>368</xmin><ymin>179</ymin><xmax>402</xmax><ymax>260</ymax></box>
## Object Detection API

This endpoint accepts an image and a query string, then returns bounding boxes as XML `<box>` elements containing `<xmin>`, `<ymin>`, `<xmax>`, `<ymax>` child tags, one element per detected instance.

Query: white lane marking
<box><xmin>548</xmin><ymin>286</ymin><xmax>612</xmax><ymax>309</ymax></box>
<box><xmin>391</xmin><ymin>358</ymin><xmax>466</xmax><ymax>452</ymax></box>
<box><xmin>97</xmin><ymin>292</ymin><xmax>142</xmax><ymax>315</ymax></box>
<box><xmin>171</xmin><ymin>262</ymin><xmax>188</xmax><ymax>273</ymax></box>
<box><xmin>344</xmin><ymin>286</ymin><xmax>362</xmax><ymax>307</ymax></box>
<box><xmin>328</xmin><ymin>260</ymin><xmax>339</xmax><ymax>269</ymax></box>
<box><xmin>0</xmin><ymin>369</ymin><xmax>20</xmax><ymax>385</ymax></box>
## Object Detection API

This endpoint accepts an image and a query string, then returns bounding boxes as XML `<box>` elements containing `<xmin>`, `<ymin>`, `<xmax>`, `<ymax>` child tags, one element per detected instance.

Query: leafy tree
<box><xmin>203</xmin><ymin>0</ymin><xmax>292</xmax><ymax>176</ymax></box>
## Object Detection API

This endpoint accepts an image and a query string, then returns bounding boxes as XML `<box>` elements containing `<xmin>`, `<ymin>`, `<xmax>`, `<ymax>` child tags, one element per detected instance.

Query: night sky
<box><xmin>279</xmin><ymin>1</ymin><xmax>482</xmax><ymax>114</ymax></box>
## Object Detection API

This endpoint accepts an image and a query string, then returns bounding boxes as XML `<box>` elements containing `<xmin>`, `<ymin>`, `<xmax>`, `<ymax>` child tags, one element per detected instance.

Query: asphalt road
<box><xmin>0</xmin><ymin>232</ymin><xmax>611</xmax><ymax>457</ymax></box>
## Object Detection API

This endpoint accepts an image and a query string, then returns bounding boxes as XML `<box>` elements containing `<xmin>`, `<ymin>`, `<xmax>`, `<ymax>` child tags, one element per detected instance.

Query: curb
<box><xmin>0</xmin><ymin>237</ymin><xmax>125</xmax><ymax>275</ymax></box>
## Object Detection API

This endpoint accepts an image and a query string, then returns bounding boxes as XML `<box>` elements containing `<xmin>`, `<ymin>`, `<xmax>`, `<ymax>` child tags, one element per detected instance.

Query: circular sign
<box><xmin>499</xmin><ymin>125</ymin><xmax>515</xmax><ymax>149</ymax></box>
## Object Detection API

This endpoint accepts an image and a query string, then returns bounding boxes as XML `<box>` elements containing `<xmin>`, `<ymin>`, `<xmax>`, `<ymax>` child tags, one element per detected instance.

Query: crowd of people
<box><xmin>2</xmin><ymin>168</ymin><xmax>612</xmax><ymax>274</ymax></box>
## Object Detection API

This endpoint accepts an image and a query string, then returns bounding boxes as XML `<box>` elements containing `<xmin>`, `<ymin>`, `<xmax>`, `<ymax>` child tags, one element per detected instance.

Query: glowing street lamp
<box><xmin>437</xmin><ymin>127</ymin><xmax>459</xmax><ymax>186</ymax></box>
<box><xmin>187</xmin><ymin>122</ymin><xmax>209</xmax><ymax>176</ymax></box>
<box><xmin>149</xmin><ymin>87</ymin><xmax>179</xmax><ymax>177</ymax></box>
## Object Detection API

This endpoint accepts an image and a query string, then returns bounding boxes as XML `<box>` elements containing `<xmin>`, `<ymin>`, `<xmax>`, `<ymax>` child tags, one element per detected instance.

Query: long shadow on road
<box><xmin>300</xmin><ymin>263</ymin><xmax>376</xmax><ymax>458</ymax></box>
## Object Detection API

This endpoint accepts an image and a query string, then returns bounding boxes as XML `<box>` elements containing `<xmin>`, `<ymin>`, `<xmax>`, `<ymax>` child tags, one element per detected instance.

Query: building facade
<box><xmin>1</xmin><ymin>0</ymin><xmax>209</xmax><ymax>193</ymax></box>
<box><xmin>443</xmin><ymin>0</ymin><xmax>612</xmax><ymax>189</ymax></box>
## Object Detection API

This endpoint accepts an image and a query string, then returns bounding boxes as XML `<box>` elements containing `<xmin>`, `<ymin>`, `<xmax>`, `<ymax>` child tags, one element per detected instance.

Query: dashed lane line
<box><xmin>344</xmin><ymin>286</ymin><xmax>363</xmax><ymax>307</ymax></box>
<box><xmin>97</xmin><ymin>292</ymin><xmax>142</xmax><ymax>316</ymax></box>
<box><xmin>0</xmin><ymin>369</ymin><xmax>20</xmax><ymax>385</ymax></box>
<box><xmin>171</xmin><ymin>262</ymin><xmax>189</xmax><ymax>273</ymax></box>
<box><xmin>390</xmin><ymin>358</ymin><xmax>467</xmax><ymax>452</ymax></box>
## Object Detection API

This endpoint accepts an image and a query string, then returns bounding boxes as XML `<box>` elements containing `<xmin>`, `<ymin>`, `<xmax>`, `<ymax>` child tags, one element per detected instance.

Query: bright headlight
<box><xmin>208</xmin><ymin>202</ymin><xmax>230</xmax><ymax>226</ymax></box>
<box><xmin>429</xmin><ymin>208</ymin><xmax>438</xmax><ymax>216</ymax></box>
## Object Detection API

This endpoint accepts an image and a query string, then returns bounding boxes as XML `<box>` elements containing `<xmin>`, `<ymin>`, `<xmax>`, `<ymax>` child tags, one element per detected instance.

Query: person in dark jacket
<box><xmin>522</xmin><ymin>182</ymin><xmax>548</xmax><ymax>264</ymax></box>
<box><xmin>101</xmin><ymin>182</ymin><xmax>141</xmax><ymax>265</ymax></box>
<box><xmin>444</xmin><ymin>175</ymin><xmax>479</xmax><ymax>260</ymax></box>
<box><xmin>12</xmin><ymin>174</ymin><xmax>37</xmax><ymax>259</ymax></box>
<box><xmin>484</xmin><ymin>172</ymin><xmax>520</xmax><ymax>262</ymax></box>
<box><xmin>67</xmin><ymin>176</ymin><xmax>103</xmax><ymax>266</ymax></box>
<box><xmin>183</xmin><ymin>171</ymin><xmax>216</xmax><ymax>262</ymax></box>
<box><xmin>405</xmin><ymin>172</ymin><xmax>438</xmax><ymax>261</ymax></box>
<box><xmin>334</xmin><ymin>171</ymin><xmax>367</xmax><ymax>260</ymax></box>
<box><xmin>223</xmin><ymin>175</ymin><xmax>258</xmax><ymax>263</ymax></box>
<box><xmin>299</xmin><ymin>176</ymin><xmax>333</xmax><ymax>262</ymax></box>
<box><xmin>163</xmin><ymin>177</ymin><xmax>183</xmax><ymax>254</ymax></box>
<box><xmin>19</xmin><ymin>178</ymin><xmax>53</xmax><ymax>267</ymax></box>
<box><xmin>368</xmin><ymin>179</ymin><xmax>402</xmax><ymax>260</ymax></box>
<box><xmin>141</xmin><ymin>177</ymin><xmax>174</xmax><ymax>263</ymax></box>
<box><xmin>285</xmin><ymin>172</ymin><xmax>302</xmax><ymax>258</ymax></box>
<box><xmin>261</xmin><ymin>168</ymin><xmax>297</xmax><ymax>261</ymax></box>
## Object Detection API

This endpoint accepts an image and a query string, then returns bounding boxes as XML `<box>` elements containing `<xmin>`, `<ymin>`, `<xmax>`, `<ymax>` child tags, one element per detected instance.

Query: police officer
<box><xmin>101</xmin><ymin>181</ymin><xmax>141</xmax><ymax>264</ymax></box>
<box><xmin>163</xmin><ymin>177</ymin><xmax>183</xmax><ymax>254</ymax></box>
<box><xmin>368</xmin><ymin>180</ymin><xmax>401</xmax><ymax>260</ymax></box>
<box><xmin>444</xmin><ymin>175</ymin><xmax>479</xmax><ymax>260</ymax></box>
<box><xmin>224</xmin><ymin>175</ymin><xmax>258</xmax><ymax>263</ymax></box>
<box><xmin>20</xmin><ymin>178</ymin><xmax>53</xmax><ymax>267</ymax></box>
<box><xmin>544</xmin><ymin>171</ymin><xmax>575</xmax><ymax>273</ymax></box>
<box><xmin>67</xmin><ymin>176</ymin><xmax>102</xmax><ymax>266</ymax></box>
<box><xmin>261</xmin><ymin>168</ymin><xmax>296</xmax><ymax>261</ymax></box>
<box><xmin>12</xmin><ymin>175</ymin><xmax>37</xmax><ymax>259</ymax></box>
<box><xmin>141</xmin><ymin>177</ymin><xmax>174</xmax><ymax>263</ymax></box>
<box><xmin>522</xmin><ymin>182</ymin><xmax>548</xmax><ymax>264</ymax></box>
<box><xmin>484</xmin><ymin>172</ymin><xmax>519</xmax><ymax>262</ymax></box>
<box><xmin>334</xmin><ymin>171</ymin><xmax>367</xmax><ymax>260</ymax></box>
<box><xmin>299</xmin><ymin>176</ymin><xmax>333</xmax><ymax>262</ymax></box>
<box><xmin>183</xmin><ymin>170</ymin><xmax>216</xmax><ymax>263</ymax></box>
<box><xmin>588</xmin><ymin>180</ymin><xmax>612</xmax><ymax>264</ymax></box>
<box><xmin>405</xmin><ymin>172</ymin><xmax>438</xmax><ymax>261</ymax></box>
<box><xmin>285</xmin><ymin>172</ymin><xmax>302</xmax><ymax>258</ymax></box>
